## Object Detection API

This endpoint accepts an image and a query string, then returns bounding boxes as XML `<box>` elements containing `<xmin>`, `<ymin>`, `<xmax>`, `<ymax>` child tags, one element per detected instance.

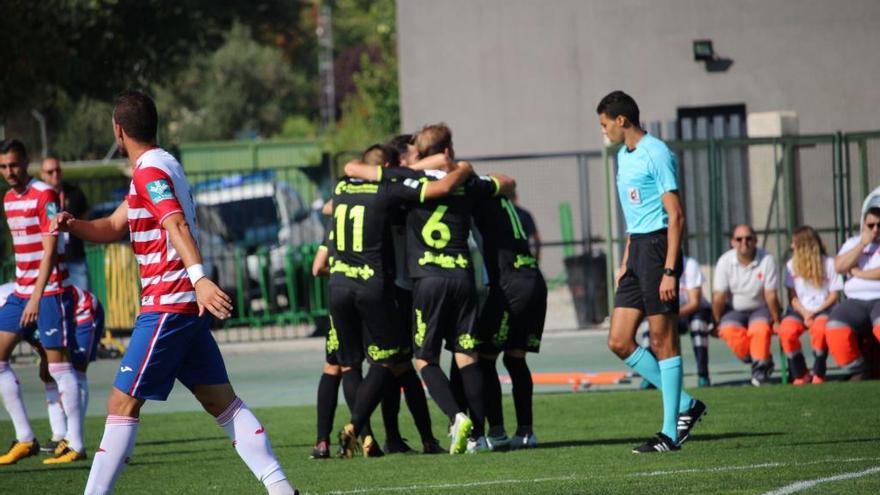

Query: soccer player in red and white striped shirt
<box><xmin>55</xmin><ymin>91</ymin><xmax>297</xmax><ymax>495</ymax></box>
<box><xmin>0</xmin><ymin>139</ymin><xmax>85</xmax><ymax>466</ymax></box>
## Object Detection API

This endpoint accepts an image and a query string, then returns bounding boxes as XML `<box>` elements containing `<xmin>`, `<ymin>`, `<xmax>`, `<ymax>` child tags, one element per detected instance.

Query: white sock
<box><xmin>77</xmin><ymin>371</ymin><xmax>89</xmax><ymax>429</ymax></box>
<box><xmin>85</xmin><ymin>415</ymin><xmax>139</xmax><ymax>495</ymax></box>
<box><xmin>48</xmin><ymin>362</ymin><xmax>84</xmax><ymax>452</ymax></box>
<box><xmin>0</xmin><ymin>361</ymin><xmax>34</xmax><ymax>442</ymax></box>
<box><xmin>217</xmin><ymin>397</ymin><xmax>293</xmax><ymax>492</ymax></box>
<box><xmin>45</xmin><ymin>382</ymin><xmax>68</xmax><ymax>441</ymax></box>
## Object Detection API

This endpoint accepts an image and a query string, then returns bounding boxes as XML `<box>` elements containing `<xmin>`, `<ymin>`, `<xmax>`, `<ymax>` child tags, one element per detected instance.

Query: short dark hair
<box><xmin>0</xmin><ymin>139</ymin><xmax>28</xmax><ymax>162</ymax></box>
<box><xmin>596</xmin><ymin>90</ymin><xmax>640</xmax><ymax>125</ymax></box>
<box><xmin>415</xmin><ymin>123</ymin><xmax>452</xmax><ymax>159</ymax></box>
<box><xmin>361</xmin><ymin>144</ymin><xmax>399</xmax><ymax>167</ymax></box>
<box><xmin>113</xmin><ymin>90</ymin><xmax>158</xmax><ymax>142</ymax></box>
<box><xmin>731</xmin><ymin>224</ymin><xmax>756</xmax><ymax>238</ymax></box>
<box><xmin>866</xmin><ymin>207</ymin><xmax>880</xmax><ymax>220</ymax></box>
<box><xmin>387</xmin><ymin>134</ymin><xmax>414</xmax><ymax>156</ymax></box>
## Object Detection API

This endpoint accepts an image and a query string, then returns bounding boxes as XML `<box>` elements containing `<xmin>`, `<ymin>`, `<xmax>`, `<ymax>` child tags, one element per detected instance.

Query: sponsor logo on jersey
<box><xmin>44</xmin><ymin>328</ymin><xmax>59</xmax><ymax>336</ymax></box>
<box><xmin>46</xmin><ymin>202</ymin><xmax>57</xmax><ymax>220</ymax></box>
<box><xmin>120</xmin><ymin>366</ymin><xmax>134</xmax><ymax>373</ymax></box>
<box><xmin>147</xmin><ymin>179</ymin><xmax>174</xmax><ymax>204</ymax></box>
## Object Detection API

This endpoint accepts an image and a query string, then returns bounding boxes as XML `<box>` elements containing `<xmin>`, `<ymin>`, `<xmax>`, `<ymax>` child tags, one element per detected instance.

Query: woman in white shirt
<box><xmin>778</xmin><ymin>226</ymin><xmax>843</xmax><ymax>384</ymax></box>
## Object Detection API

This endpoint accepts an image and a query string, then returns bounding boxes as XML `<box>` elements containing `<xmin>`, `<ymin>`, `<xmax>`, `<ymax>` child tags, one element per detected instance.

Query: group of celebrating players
<box><xmin>308</xmin><ymin>123</ymin><xmax>549</xmax><ymax>458</ymax></box>
<box><xmin>0</xmin><ymin>86</ymin><xmax>877</xmax><ymax>493</ymax></box>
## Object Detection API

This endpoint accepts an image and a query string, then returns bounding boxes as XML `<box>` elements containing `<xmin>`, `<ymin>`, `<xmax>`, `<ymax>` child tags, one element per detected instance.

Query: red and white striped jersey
<box><xmin>71</xmin><ymin>285</ymin><xmax>100</xmax><ymax>326</ymax></box>
<box><xmin>127</xmin><ymin>148</ymin><xmax>200</xmax><ymax>314</ymax></box>
<box><xmin>3</xmin><ymin>179</ymin><xmax>69</xmax><ymax>297</ymax></box>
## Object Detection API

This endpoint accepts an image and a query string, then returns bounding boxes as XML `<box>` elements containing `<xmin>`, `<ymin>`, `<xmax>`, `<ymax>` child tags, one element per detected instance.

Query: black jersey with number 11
<box><xmin>328</xmin><ymin>175</ymin><xmax>422</xmax><ymax>288</ymax></box>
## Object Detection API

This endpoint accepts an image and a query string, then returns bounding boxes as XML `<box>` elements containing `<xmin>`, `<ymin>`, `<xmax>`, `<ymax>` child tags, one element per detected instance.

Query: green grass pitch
<box><xmin>2</xmin><ymin>381</ymin><xmax>879</xmax><ymax>494</ymax></box>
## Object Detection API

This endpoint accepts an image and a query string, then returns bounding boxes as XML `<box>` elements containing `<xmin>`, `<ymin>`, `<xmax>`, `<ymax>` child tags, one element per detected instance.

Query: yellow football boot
<box><xmin>0</xmin><ymin>440</ymin><xmax>40</xmax><ymax>465</ymax></box>
<box><xmin>362</xmin><ymin>435</ymin><xmax>384</xmax><ymax>458</ymax></box>
<box><xmin>43</xmin><ymin>446</ymin><xmax>86</xmax><ymax>464</ymax></box>
<box><xmin>53</xmin><ymin>439</ymin><xmax>69</xmax><ymax>456</ymax></box>
<box><xmin>336</xmin><ymin>424</ymin><xmax>359</xmax><ymax>458</ymax></box>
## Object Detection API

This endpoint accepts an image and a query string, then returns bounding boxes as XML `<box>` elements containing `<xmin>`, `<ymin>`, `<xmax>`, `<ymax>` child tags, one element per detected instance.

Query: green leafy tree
<box><xmin>155</xmin><ymin>23</ymin><xmax>303</xmax><ymax>144</ymax></box>
<box><xmin>325</xmin><ymin>0</ymin><xmax>400</xmax><ymax>154</ymax></box>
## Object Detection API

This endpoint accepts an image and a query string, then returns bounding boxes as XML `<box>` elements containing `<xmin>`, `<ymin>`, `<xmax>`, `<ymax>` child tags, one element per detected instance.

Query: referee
<box><xmin>596</xmin><ymin>91</ymin><xmax>706</xmax><ymax>453</ymax></box>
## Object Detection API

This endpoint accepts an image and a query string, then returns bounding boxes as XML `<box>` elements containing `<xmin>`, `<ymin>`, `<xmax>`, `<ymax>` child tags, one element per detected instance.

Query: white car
<box><xmin>193</xmin><ymin>173</ymin><xmax>324</xmax><ymax>294</ymax></box>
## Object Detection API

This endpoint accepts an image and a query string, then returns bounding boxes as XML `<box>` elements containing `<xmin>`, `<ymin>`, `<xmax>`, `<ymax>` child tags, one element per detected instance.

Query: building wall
<box><xmin>397</xmin><ymin>0</ymin><xmax>880</xmax><ymax>155</ymax></box>
<box><xmin>396</xmin><ymin>0</ymin><xmax>880</xmax><ymax>279</ymax></box>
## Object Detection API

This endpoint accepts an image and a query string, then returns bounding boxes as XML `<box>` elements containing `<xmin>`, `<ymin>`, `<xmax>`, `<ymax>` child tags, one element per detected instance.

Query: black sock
<box><xmin>503</xmin><ymin>354</ymin><xmax>533</xmax><ymax>436</ymax></box>
<box><xmin>813</xmin><ymin>351</ymin><xmax>827</xmax><ymax>377</ymax></box>
<box><xmin>789</xmin><ymin>353</ymin><xmax>808</xmax><ymax>380</ymax></box>
<box><xmin>693</xmin><ymin>345</ymin><xmax>709</xmax><ymax>378</ymax></box>
<box><xmin>316</xmin><ymin>373</ymin><xmax>341</xmax><ymax>443</ymax></box>
<box><xmin>341</xmin><ymin>368</ymin><xmax>372</xmax><ymax>437</ymax></box>
<box><xmin>479</xmin><ymin>358</ymin><xmax>504</xmax><ymax>431</ymax></box>
<box><xmin>448</xmin><ymin>360</ymin><xmax>468</xmax><ymax>412</ymax></box>
<box><xmin>352</xmin><ymin>365</ymin><xmax>392</xmax><ymax>435</ymax></box>
<box><xmin>399</xmin><ymin>367</ymin><xmax>434</xmax><ymax>442</ymax></box>
<box><xmin>420</xmin><ymin>363</ymin><xmax>462</xmax><ymax>420</ymax></box>
<box><xmin>459</xmin><ymin>363</ymin><xmax>486</xmax><ymax>437</ymax></box>
<box><xmin>381</xmin><ymin>374</ymin><xmax>403</xmax><ymax>442</ymax></box>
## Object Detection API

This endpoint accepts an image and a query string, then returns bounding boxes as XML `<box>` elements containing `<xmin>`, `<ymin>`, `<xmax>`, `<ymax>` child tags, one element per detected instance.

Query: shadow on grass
<box><xmin>780</xmin><ymin>436</ymin><xmax>880</xmax><ymax>447</ymax></box>
<box><xmin>136</xmin><ymin>435</ymin><xmax>227</xmax><ymax>446</ymax></box>
<box><xmin>535</xmin><ymin>431</ymin><xmax>782</xmax><ymax>449</ymax></box>
<box><xmin>9</xmin><ymin>464</ymin><xmax>91</xmax><ymax>474</ymax></box>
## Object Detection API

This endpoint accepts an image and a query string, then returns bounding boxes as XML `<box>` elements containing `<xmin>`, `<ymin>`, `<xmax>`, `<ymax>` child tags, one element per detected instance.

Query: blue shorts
<box><xmin>71</xmin><ymin>303</ymin><xmax>104</xmax><ymax>367</ymax></box>
<box><xmin>0</xmin><ymin>292</ymin><xmax>76</xmax><ymax>349</ymax></box>
<box><xmin>113</xmin><ymin>312</ymin><xmax>230</xmax><ymax>401</ymax></box>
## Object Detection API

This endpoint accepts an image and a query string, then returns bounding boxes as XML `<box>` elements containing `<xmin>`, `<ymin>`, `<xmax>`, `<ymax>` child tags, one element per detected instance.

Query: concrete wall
<box><xmin>396</xmin><ymin>0</ymin><xmax>880</xmax><ymax>279</ymax></box>
<box><xmin>397</xmin><ymin>0</ymin><xmax>880</xmax><ymax>155</ymax></box>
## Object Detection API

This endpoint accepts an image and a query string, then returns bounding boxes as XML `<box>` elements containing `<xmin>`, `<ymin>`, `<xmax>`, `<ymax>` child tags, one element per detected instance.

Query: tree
<box><xmin>325</xmin><ymin>0</ymin><xmax>400</xmax><ymax>154</ymax></box>
<box><xmin>154</xmin><ymin>23</ymin><xmax>306</xmax><ymax>144</ymax></box>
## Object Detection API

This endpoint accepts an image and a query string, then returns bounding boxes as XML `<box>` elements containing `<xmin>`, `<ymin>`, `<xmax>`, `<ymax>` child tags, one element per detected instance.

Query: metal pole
<box><xmin>782</xmin><ymin>140</ymin><xmax>797</xmax><ymax>239</ymax></box>
<box><xmin>577</xmin><ymin>153</ymin><xmax>592</xmax><ymax>252</ymax></box>
<box><xmin>31</xmin><ymin>109</ymin><xmax>48</xmax><ymax>158</ymax></box>
<box><xmin>317</xmin><ymin>2</ymin><xmax>336</xmax><ymax>133</ymax></box>
<box><xmin>602</xmin><ymin>144</ymin><xmax>615</xmax><ymax>316</ymax></box>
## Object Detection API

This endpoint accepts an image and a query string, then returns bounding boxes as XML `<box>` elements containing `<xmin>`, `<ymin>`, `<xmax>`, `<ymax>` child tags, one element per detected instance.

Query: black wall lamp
<box><xmin>693</xmin><ymin>39</ymin><xmax>733</xmax><ymax>72</ymax></box>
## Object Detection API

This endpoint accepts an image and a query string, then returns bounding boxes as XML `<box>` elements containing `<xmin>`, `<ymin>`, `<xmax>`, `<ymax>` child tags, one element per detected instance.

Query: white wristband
<box><xmin>187</xmin><ymin>263</ymin><xmax>206</xmax><ymax>286</ymax></box>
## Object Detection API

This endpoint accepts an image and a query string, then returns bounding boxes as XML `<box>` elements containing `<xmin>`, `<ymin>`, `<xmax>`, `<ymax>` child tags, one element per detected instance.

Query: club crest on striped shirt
<box><xmin>147</xmin><ymin>180</ymin><xmax>174</xmax><ymax>204</ymax></box>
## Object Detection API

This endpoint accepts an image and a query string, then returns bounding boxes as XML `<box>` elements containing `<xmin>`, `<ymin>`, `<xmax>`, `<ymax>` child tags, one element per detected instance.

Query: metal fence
<box><xmin>1</xmin><ymin>130</ymin><xmax>877</xmax><ymax>340</ymax></box>
<box><xmin>602</xmin><ymin>131</ymin><xmax>880</xmax><ymax>315</ymax></box>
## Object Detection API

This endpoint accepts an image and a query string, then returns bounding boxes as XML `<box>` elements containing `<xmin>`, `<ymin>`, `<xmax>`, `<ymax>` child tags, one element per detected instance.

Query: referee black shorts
<box><xmin>411</xmin><ymin>276</ymin><xmax>478</xmax><ymax>360</ymax></box>
<box><xmin>614</xmin><ymin>229</ymin><xmax>682</xmax><ymax>316</ymax></box>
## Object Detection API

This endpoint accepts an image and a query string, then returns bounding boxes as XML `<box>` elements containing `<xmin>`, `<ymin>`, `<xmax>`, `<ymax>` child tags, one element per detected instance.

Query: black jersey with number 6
<box><xmin>328</xmin><ymin>176</ymin><xmax>422</xmax><ymax>288</ymax></box>
<box><xmin>383</xmin><ymin>169</ymin><xmax>499</xmax><ymax>280</ymax></box>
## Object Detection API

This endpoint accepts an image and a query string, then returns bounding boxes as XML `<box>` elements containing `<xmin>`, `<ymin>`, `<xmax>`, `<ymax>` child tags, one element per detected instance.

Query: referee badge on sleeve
<box><xmin>628</xmin><ymin>187</ymin><xmax>641</xmax><ymax>204</ymax></box>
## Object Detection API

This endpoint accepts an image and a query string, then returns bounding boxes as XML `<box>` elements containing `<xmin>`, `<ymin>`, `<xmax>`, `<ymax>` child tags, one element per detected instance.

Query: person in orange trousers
<box><xmin>778</xmin><ymin>226</ymin><xmax>843</xmax><ymax>384</ymax></box>
<box><xmin>712</xmin><ymin>225</ymin><xmax>782</xmax><ymax>386</ymax></box>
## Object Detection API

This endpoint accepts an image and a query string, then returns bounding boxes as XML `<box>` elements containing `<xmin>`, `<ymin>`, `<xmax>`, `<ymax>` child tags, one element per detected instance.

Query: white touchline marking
<box><xmin>631</xmin><ymin>456</ymin><xmax>880</xmax><ymax>477</ymax></box>
<box><xmin>761</xmin><ymin>466</ymin><xmax>880</xmax><ymax>495</ymax></box>
<box><xmin>321</xmin><ymin>475</ymin><xmax>577</xmax><ymax>494</ymax></box>
<box><xmin>308</xmin><ymin>456</ymin><xmax>880</xmax><ymax>495</ymax></box>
